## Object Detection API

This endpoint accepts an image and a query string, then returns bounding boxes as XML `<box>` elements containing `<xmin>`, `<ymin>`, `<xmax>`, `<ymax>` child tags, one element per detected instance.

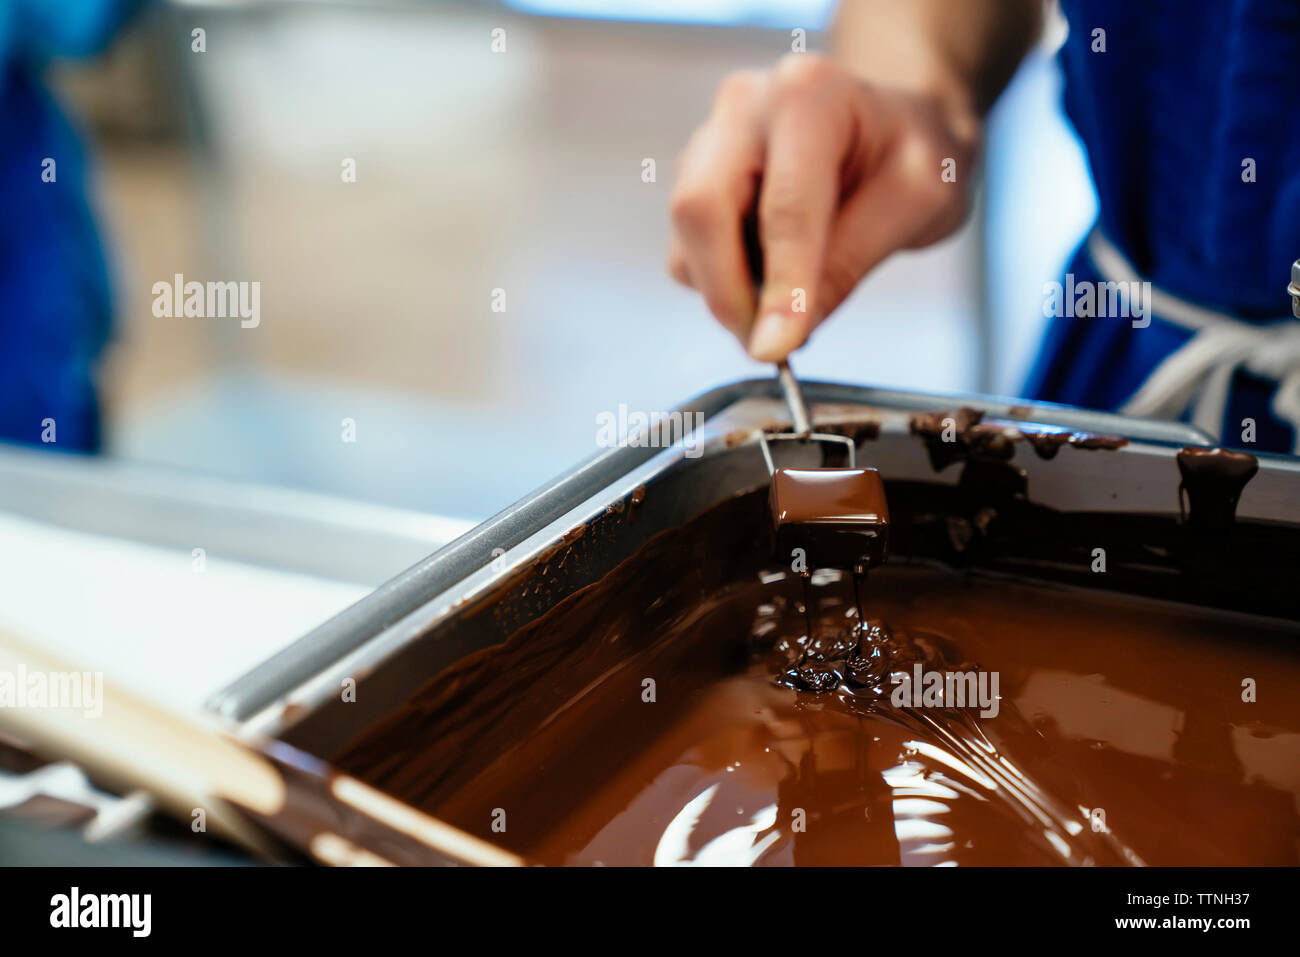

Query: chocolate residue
<box><xmin>626</xmin><ymin>485</ymin><xmax>647</xmax><ymax>524</ymax></box>
<box><xmin>1025</xmin><ymin>431</ymin><xmax>1072</xmax><ymax>460</ymax></box>
<box><xmin>1069</xmin><ymin>433</ymin><xmax>1128</xmax><ymax>451</ymax></box>
<box><xmin>910</xmin><ymin>407</ymin><xmax>1001</xmax><ymax>470</ymax></box>
<box><xmin>1026</xmin><ymin>430</ymin><xmax>1129</xmax><ymax>460</ymax></box>
<box><xmin>1177</xmin><ymin>447</ymin><xmax>1259</xmax><ymax>529</ymax></box>
<box><xmin>544</xmin><ymin>524</ymin><xmax>586</xmax><ymax>560</ymax></box>
<box><xmin>910</xmin><ymin>408</ymin><xmax>1127</xmax><ymax>467</ymax></box>
<box><xmin>913</xmin><ymin>409</ymin><xmax>1039</xmax><ymax>464</ymax></box>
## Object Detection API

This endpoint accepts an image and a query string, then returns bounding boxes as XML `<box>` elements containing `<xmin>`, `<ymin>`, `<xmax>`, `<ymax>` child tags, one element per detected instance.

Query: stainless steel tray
<box><xmin>208</xmin><ymin>379</ymin><xmax>1300</xmax><ymax>755</ymax></box>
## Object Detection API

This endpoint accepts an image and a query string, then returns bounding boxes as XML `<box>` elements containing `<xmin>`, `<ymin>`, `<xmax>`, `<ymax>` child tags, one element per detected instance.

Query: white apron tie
<box><xmin>1085</xmin><ymin>226</ymin><xmax>1300</xmax><ymax>453</ymax></box>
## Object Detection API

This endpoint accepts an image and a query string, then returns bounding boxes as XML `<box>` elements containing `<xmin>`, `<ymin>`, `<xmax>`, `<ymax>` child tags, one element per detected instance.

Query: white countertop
<box><xmin>0</xmin><ymin>510</ymin><xmax>370</xmax><ymax>713</ymax></box>
<box><xmin>0</xmin><ymin>446</ymin><xmax>473</xmax><ymax>715</ymax></box>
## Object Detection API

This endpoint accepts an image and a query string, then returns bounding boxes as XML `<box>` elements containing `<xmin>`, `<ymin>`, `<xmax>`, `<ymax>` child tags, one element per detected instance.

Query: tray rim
<box><xmin>206</xmin><ymin>377</ymin><xmax>1238</xmax><ymax>723</ymax></box>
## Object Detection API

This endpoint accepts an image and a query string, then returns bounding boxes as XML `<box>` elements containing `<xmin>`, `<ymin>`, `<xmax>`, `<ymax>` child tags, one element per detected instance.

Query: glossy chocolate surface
<box><xmin>334</xmin><ymin>483</ymin><xmax>1300</xmax><ymax>866</ymax></box>
<box><xmin>770</xmin><ymin>467</ymin><xmax>889</xmax><ymax>569</ymax></box>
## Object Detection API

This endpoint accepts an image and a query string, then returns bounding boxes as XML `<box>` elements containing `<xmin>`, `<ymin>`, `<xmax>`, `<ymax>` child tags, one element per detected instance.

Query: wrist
<box><xmin>833</xmin><ymin>51</ymin><xmax>980</xmax><ymax>153</ymax></box>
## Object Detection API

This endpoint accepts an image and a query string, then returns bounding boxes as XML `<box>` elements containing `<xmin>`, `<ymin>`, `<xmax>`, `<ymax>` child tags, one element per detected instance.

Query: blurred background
<box><xmin>0</xmin><ymin>0</ymin><xmax>1103</xmax><ymax>747</ymax></box>
<box><xmin>1</xmin><ymin>0</ymin><xmax>1098</xmax><ymax>701</ymax></box>
<box><xmin>49</xmin><ymin>0</ymin><xmax>1095</xmax><ymax>522</ymax></box>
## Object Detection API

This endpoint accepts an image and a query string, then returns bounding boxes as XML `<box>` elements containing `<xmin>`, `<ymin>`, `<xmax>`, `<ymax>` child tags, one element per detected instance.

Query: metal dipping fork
<box><xmin>759</xmin><ymin>360</ymin><xmax>889</xmax><ymax>642</ymax></box>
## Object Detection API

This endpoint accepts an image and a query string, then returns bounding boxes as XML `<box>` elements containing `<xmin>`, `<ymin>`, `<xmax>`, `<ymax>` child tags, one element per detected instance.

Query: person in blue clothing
<box><xmin>0</xmin><ymin>0</ymin><xmax>142</xmax><ymax>453</ymax></box>
<box><xmin>668</xmin><ymin>0</ymin><xmax>1300</xmax><ymax>453</ymax></box>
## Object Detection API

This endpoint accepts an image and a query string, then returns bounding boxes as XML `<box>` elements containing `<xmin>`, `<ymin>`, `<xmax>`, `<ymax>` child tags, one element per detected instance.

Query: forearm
<box><xmin>833</xmin><ymin>0</ymin><xmax>1042</xmax><ymax>129</ymax></box>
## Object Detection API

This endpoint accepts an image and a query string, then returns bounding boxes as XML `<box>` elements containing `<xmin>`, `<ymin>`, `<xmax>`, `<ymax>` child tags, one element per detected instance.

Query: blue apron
<box><xmin>1025</xmin><ymin>0</ymin><xmax>1300</xmax><ymax>453</ymax></box>
<box><xmin>0</xmin><ymin>0</ymin><xmax>141</xmax><ymax>453</ymax></box>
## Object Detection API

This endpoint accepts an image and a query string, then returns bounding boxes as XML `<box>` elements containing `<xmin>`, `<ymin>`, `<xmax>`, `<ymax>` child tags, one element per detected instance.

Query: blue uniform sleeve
<box><xmin>0</xmin><ymin>0</ymin><xmax>145</xmax><ymax>65</ymax></box>
<box><xmin>0</xmin><ymin>0</ymin><xmax>144</xmax><ymax>453</ymax></box>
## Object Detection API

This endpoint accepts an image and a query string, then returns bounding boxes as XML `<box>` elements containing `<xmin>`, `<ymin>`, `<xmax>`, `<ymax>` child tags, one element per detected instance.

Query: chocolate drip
<box><xmin>1176</xmin><ymin>447</ymin><xmax>1259</xmax><ymax>529</ymax></box>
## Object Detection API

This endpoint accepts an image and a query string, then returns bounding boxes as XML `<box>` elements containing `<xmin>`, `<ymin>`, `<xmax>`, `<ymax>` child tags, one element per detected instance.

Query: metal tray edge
<box><xmin>205</xmin><ymin>378</ymin><xmax>1219</xmax><ymax>722</ymax></box>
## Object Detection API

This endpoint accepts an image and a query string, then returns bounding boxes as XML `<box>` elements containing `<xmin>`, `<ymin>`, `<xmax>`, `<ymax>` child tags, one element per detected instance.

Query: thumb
<box><xmin>747</xmin><ymin>95</ymin><xmax>847</xmax><ymax>362</ymax></box>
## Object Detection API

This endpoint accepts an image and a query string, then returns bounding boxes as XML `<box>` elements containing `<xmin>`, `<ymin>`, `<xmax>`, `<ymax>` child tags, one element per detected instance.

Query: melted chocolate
<box><xmin>333</xmin><ymin>491</ymin><xmax>1300</xmax><ymax>866</ymax></box>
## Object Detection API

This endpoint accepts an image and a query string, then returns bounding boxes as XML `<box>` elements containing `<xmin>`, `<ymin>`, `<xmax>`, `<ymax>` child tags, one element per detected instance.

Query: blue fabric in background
<box><xmin>1026</xmin><ymin>0</ymin><xmax>1300</xmax><ymax>451</ymax></box>
<box><xmin>3</xmin><ymin>1</ymin><xmax>1298</xmax><ymax>454</ymax></box>
<box><xmin>0</xmin><ymin>0</ymin><xmax>142</xmax><ymax>452</ymax></box>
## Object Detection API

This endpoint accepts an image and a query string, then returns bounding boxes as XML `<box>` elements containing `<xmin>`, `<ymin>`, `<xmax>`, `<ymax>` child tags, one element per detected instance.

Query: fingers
<box><xmin>748</xmin><ymin>57</ymin><xmax>854</xmax><ymax>362</ymax></box>
<box><xmin>670</xmin><ymin>57</ymin><xmax>972</xmax><ymax>363</ymax></box>
<box><xmin>815</xmin><ymin>168</ymin><xmax>917</xmax><ymax>322</ymax></box>
<box><xmin>668</xmin><ymin>71</ymin><xmax>767</xmax><ymax>342</ymax></box>
<box><xmin>667</xmin><ymin>236</ymin><xmax>692</xmax><ymax>287</ymax></box>
<box><xmin>818</xmin><ymin>115</ymin><xmax>965</xmax><ymax>319</ymax></box>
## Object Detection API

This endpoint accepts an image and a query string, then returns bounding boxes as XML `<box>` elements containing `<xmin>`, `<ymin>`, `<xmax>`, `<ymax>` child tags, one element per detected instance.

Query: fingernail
<box><xmin>748</xmin><ymin>311</ymin><xmax>800</xmax><ymax>362</ymax></box>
